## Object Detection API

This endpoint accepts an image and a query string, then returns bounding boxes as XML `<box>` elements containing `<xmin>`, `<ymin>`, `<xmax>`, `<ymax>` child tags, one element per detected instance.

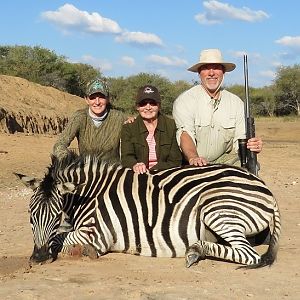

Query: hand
<box><xmin>247</xmin><ymin>137</ymin><xmax>263</xmax><ymax>153</ymax></box>
<box><xmin>133</xmin><ymin>162</ymin><xmax>147</xmax><ymax>174</ymax></box>
<box><xmin>124</xmin><ymin>116</ymin><xmax>136</xmax><ymax>124</ymax></box>
<box><xmin>188</xmin><ymin>156</ymin><xmax>207</xmax><ymax>166</ymax></box>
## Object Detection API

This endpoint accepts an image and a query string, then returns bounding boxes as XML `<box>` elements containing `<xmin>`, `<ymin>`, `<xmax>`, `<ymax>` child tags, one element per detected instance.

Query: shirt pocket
<box><xmin>158</xmin><ymin>138</ymin><xmax>172</xmax><ymax>160</ymax></box>
<box><xmin>130</xmin><ymin>137</ymin><xmax>145</xmax><ymax>157</ymax></box>
<box><xmin>219</xmin><ymin>117</ymin><xmax>236</xmax><ymax>142</ymax></box>
<box><xmin>195</xmin><ymin>117</ymin><xmax>210</xmax><ymax>140</ymax></box>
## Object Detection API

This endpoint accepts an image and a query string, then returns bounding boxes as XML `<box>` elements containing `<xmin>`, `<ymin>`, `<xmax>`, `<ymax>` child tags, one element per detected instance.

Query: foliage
<box><xmin>226</xmin><ymin>84</ymin><xmax>277</xmax><ymax>117</ymax></box>
<box><xmin>226</xmin><ymin>84</ymin><xmax>245</xmax><ymax>100</ymax></box>
<box><xmin>274</xmin><ymin>65</ymin><xmax>300</xmax><ymax>116</ymax></box>
<box><xmin>252</xmin><ymin>86</ymin><xmax>276</xmax><ymax>117</ymax></box>
<box><xmin>108</xmin><ymin>73</ymin><xmax>192</xmax><ymax>115</ymax></box>
<box><xmin>0</xmin><ymin>45</ymin><xmax>299</xmax><ymax>117</ymax></box>
<box><xmin>0</xmin><ymin>45</ymin><xmax>100</xmax><ymax>97</ymax></box>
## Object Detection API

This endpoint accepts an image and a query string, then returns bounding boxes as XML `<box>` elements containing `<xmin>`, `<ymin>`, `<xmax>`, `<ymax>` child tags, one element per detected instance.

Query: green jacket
<box><xmin>121</xmin><ymin>114</ymin><xmax>182</xmax><ymax>171</ymax></box>
<box><xmin>53</xmin><ymin>107</ymin><xmax>125</xmax><ymax>162</ymax></box>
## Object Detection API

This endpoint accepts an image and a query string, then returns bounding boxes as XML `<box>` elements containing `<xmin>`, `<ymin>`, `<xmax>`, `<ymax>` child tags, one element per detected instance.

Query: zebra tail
<box><xmin>240</xmin><ymin>203</ymin><xmax>281</xmax><ymax>270</ymax></box>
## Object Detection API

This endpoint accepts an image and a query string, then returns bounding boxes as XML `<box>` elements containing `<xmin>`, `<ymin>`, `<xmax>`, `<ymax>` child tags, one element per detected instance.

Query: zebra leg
<box><xmin>185</xmin><ymin>242</ymin><xmax>206</xmax><ymax>268</ymax></box>
<box><xmin>185</xmin><ymin>239</ymin><xmax>261</xmax><ymax>268</ymax></box>
<box><xmin>51</xmin><ymin>228</ymin><xmax>99</xmax><ymax>260</ymax></box>
<box><xmin>186</xmin><ymin>226</ymin><xmax>261</xmax><ymax>268</ymax></box>
<box><xmin>63</xmin><ymin>244</ymin><xmax>98</xmax><ymax>259</ymax></box>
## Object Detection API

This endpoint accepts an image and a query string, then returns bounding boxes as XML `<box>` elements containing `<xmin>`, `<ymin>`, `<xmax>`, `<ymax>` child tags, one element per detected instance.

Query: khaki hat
<box><xmin>136</xmin><ymin>85</ymin><xmax>161</xmax><ymax>104</ymax></box>
<box><xmin>188</xmin><ymin>49</ymin><xmax>236</xmax><ymax>73</ymax></box>
<box><xmin>86</xmin><ymin>78</ymin><xmax>109</xmax><ymax>97</ymax></box>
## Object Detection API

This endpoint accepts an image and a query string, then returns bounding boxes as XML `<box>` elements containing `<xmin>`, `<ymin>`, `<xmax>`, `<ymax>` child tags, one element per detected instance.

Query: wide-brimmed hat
<box><xmin>86</xmin><ymin>78</ymin><xmax>109</xmax><ymax>98</ymax></box>
<box><xmin>136</xmin><ymin>85</ymin><xmax>161</xmax><ymax>104</ymax></box>
<box><xmin>188</xmin><ymin>49</ymin><xmax>236</xmax><ymax>73</ymax></box>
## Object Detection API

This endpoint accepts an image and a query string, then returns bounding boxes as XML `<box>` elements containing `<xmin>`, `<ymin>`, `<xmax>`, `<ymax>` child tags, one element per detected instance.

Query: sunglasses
<box><xmin>138</xmin><ymin>100</ymin><xmax>158</xmax><ymax>107</ymax></box>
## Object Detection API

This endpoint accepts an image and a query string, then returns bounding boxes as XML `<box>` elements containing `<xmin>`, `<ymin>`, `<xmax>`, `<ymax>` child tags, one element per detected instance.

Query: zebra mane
<box><xmin>50</xmin><ymin>151</ymin><xmax>83</xmax><ymax>173</ymax></box>
<box><xmin>41</xmin><ymin>152</ymin><xmax>121</xmax><ymax>192</ymax></box>
<box><xmin>39</xmin><ymin>152</ymin><xmax>82</xmax><ymax>197</ymax></box>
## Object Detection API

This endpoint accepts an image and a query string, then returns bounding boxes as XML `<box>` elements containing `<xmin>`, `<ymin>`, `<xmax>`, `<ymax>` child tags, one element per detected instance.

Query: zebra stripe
<box><xmin>18</xmin><ymin>153</ymin><xmax>281</xmax><ymax>268</ymax></box>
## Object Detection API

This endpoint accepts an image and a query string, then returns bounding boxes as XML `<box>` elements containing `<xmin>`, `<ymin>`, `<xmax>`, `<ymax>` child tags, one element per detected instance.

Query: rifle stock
<box><xmin>242</xmin><ymin>55</ymin><xmax>259</xmax><ymax>176</ymax></box>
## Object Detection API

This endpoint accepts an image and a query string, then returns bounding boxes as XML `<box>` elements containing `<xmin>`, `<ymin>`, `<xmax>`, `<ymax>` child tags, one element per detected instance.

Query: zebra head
<box><xmin>15</xmin><ymin>167</ymin><xmax>76</xmax><ymax>264</ymax></box>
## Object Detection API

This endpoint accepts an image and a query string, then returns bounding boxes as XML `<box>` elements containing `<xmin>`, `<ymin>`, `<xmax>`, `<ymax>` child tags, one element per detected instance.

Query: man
<box><xmin>173</xmin><ymin>49</ymin><xmax>262</xmax><ymax>167</ymax></box>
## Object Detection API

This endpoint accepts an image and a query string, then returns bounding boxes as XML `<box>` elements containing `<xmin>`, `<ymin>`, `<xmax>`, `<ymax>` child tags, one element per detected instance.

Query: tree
<box><xmin>226</xmin><ymin>84</ymin><xmax>245</xmax><ymax>101</ymax></box>
<box><xmin>108</xmin><ymin>76</ymin><xmax>133</xmax><ymax>112</ymax></box>
<box><xmin>226</xmin><ymin>84</ymin><xmax>277</xmax><ymax>117</ymax></box>
<box><xmin>3</xmin><ymin>45</ymin><xmax>299</xmax><ymax>116</ymax></box>
<box><xmin>0</xmin><ymin>45</ymin><xmax>65</xmax><ymax>85</ymax></box>
<box><xmin>274</xmin><ymin>65</ymin><xmax>300</xmax><ymax>116</ymax></box>
<box><xmin>109</xmin><ymin>73</ymin><xmax>175</xmax><ymax>114</ymax></box>
<box><xmin>61</xmin><ymin>62</ymin><xmax>100</xmax><ymax>97</ymax></box>
<box><xmin>252</xmin><ymin>86</ymin><xmax>276</xmax><ymax>117</ymax></box>
<box><xmin>166</xmin><ymin>80</ymin><xmax>192</xmax><ymax>115</ymax></box>
<box><xmin>0</xmin><ymin>45</ymin><xmax>100</xmax><ymax>97</ymax></box>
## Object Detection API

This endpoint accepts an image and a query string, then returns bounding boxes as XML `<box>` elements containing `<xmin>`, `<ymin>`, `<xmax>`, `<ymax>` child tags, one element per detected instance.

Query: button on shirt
<box><xmin>172</xmin><ymin>85</ymin><xmax>246</xmax><ymax>162</ymax></box>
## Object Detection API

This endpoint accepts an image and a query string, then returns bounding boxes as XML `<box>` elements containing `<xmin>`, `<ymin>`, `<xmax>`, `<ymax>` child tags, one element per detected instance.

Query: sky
<box><xmin>1</xmin><ymin>1</ymin><xmax>299</xmax><ymax>87</ymax></box>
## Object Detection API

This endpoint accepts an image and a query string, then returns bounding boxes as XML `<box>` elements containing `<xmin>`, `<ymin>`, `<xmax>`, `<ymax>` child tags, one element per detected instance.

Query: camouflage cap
<box><xmin>86</xmin><ymin>78</ymin><xmax>109</xmax><ymax>98</ymax></box>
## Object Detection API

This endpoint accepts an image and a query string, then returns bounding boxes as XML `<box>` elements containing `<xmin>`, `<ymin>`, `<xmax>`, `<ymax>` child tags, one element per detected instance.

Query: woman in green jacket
<box><xmin>121</xmin><ymin>85</ymin><xmax>182</xmax><ymax>174</ymax></box>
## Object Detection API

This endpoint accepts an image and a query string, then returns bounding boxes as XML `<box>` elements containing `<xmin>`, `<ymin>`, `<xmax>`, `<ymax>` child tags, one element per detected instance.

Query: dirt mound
<box><xmin>0</xmin><ymin>75</ymin><xmax>85</xmax><ymax>134</ymax></box>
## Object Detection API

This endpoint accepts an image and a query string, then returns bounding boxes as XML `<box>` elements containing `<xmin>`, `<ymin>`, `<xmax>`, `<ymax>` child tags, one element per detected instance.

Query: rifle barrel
<box><xmin>243</xmin><ymin>54</ymin><xmax>250</xmax><ymax>119</ymax></box>
<box><xmin>243</xmin><ymin>54</ymin><xmax>259</xmax><ymax>176</ymax></box>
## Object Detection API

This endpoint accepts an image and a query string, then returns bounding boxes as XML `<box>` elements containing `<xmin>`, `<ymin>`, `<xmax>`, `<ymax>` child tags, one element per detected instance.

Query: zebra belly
<box><xmin>111</xmin><ymin>241</ymin><xmax>192</xmax><ymax>258</ymax></box>
<box><xmin>110</xmin><ymin>223</ymin><xmax>199</xmax><ymax>258</ymax></box>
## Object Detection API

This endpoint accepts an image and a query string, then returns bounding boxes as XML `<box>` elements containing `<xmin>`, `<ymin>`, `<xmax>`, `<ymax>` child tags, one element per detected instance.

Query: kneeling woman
<box><xmin>121</xmin><ymin>85</ymin><xmax>182</xmax><ymax>174</ymax></box>
<box><xmin>53</xmin><ymin>78</ymin><xmax>126</xmax><ymax>162</ymax></box>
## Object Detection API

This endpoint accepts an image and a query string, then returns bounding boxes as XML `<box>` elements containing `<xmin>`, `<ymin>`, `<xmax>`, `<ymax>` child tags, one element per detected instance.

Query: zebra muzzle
<box><xmin>30</xmin><ymin>244</ymin><xmax>54</xmax><ymax>264</ymax></box>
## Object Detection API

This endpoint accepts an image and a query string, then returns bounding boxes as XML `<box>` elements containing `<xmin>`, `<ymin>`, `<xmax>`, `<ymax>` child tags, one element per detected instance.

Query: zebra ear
<box><xmin>57</xmin><ymin>182</ymin><xmax>77</xmax><ymax>195</ymax></box>
<box><xmin>14</xmin><ymin>172</ymin><xmax>40</xmax><ymax>190</ymax></box>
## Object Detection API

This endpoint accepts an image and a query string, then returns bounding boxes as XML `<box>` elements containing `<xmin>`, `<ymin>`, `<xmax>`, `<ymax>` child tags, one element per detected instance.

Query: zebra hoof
<box><xmin>81</xmin><ymin>244</ymin><xmax>98</xmax><ymax>259</ymax></box>
<box><xmin>65</xmin><ymin>244</ymin><xmax>98</xmax><ymax>259</ymax></box>
<box><xmin>185</xmin><ymin>253</ymin><xmax>201</xmax><ymax>268</ymax></box>
<box><xmin>66</xmin><ymin>244</ymin><xmax>84</xmax><ymax>257</ymax></box>
<box><xmin>185</xmin><ymin>246</ymin><xmax>205</xmax><ymax>268</ymax></box>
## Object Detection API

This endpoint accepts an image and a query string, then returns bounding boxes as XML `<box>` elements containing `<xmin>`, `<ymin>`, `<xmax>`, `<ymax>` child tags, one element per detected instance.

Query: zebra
<box><xmin>16</xmin><ymin>152</ymin><xmax>281</xmax><ymax>269</ymax></box>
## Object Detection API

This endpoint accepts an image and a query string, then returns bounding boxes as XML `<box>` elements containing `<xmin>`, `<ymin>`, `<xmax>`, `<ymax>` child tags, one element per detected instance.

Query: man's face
<box><xmin>198</xmin><ymin>64</ymin><xmax>225</xmax><ymax>93</ymax></box>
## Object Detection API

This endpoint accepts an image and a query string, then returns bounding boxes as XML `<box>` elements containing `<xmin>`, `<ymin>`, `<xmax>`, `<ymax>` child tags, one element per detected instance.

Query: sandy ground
<box><xmin>0</xmin><ymin>118</ymin><xmax>299</xmax><ymax>300</ymax></box>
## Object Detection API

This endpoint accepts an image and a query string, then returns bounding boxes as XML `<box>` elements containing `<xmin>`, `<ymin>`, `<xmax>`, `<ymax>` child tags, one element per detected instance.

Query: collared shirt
<box><xmin>172</xmin><ymin>85</ymin><xmax>246</xmax><ymax>162</ymax></box>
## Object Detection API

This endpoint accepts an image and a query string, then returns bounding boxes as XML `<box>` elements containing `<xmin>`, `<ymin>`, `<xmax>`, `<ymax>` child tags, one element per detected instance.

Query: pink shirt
<box><xmin>146</xmin><ymin>132</ymin><xmax>157</xmax><ymax>169</ymax></box>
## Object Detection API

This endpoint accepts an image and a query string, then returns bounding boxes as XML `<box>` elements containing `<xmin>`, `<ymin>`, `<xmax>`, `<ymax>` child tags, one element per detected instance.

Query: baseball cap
<box><xmin>86</xmin><ymin>78</ymin><xmax>109</xmax><ymax>98</ymax></box>
<box><xmin>136</xmin><ymin>85</ymin><xmax>161</xmax><ymax>104</ymax></box>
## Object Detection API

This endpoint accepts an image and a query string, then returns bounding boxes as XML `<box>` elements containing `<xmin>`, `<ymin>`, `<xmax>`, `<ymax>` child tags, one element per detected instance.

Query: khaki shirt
<box><xmin>172</xmin><ymin>85</ymin><xmax>246</xmax><ymax>162</ymax></box>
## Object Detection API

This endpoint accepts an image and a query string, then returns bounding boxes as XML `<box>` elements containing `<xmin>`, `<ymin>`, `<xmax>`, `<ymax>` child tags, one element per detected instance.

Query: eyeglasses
<box><xmin>138</xmin><ymin>100</ymin><xmax>158</xmax><ymax>107</ymax></box>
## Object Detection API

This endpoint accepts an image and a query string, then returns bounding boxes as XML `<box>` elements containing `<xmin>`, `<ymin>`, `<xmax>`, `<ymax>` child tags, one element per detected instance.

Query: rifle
<box><xmin>238</xmin><ymin>54</ymin><xmax>259</xmax><ymax>176</ymax></box>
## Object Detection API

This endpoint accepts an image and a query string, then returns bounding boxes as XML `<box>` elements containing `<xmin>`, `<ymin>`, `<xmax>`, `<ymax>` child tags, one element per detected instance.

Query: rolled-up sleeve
<box><xmin>172</xmin><ymin>93</ymin><xmax>196</xmax><ymax>146</ymax></box>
